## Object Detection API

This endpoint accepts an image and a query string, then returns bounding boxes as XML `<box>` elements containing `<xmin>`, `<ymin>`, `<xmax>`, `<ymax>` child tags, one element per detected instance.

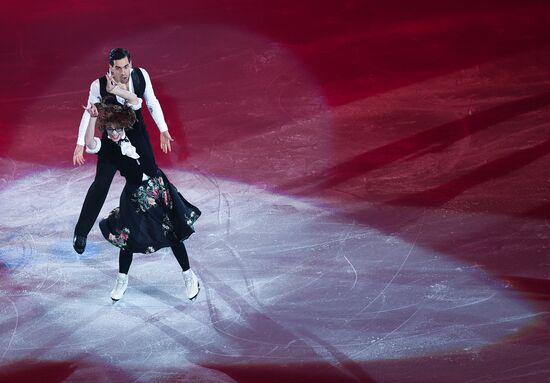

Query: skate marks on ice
<box><xmin>0</xmin><ymin>166</ymin><xmax>538</xmax><ymax>381</ymax></box>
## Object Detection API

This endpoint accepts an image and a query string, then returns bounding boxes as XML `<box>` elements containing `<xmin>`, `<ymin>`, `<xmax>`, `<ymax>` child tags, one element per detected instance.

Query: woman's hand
<box><xmin>82</xmin><ymin>103</ymin><xmax>99</xmax><ymax>153</ymax></box>
<box><xmin>73</xmin><ymin>145</ymin><xmax>85</xmax><ymax>166</ymax></box>
<box><xmin>83</xmin><ymin>102</ymin><xmax>99</xmax><ymax>117</ymax></box>
<box><xmin>105</xmin><ymin>74</ymin><xmax>119</xmax><ymax>94</ymax></box>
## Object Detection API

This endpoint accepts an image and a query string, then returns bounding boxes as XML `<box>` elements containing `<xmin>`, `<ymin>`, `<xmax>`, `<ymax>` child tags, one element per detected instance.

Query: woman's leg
<box><xmin>172</xmin><ymin>242</ymin><xmax>199</xmax><ymax>300</ymax></box>
<box><xmin>171</xmin><ymin>242</ymin><xmax>190</xmax><ymax>271</ymax></box>
<box><xmin>119</xmin><ymin>249</ymin><xmax>134</xmax><ymax>274</ymax></box>
<box><xmin>112</xmin><ymin>249</ymin><xmax>132</xmax><ymax>301</ymax></box>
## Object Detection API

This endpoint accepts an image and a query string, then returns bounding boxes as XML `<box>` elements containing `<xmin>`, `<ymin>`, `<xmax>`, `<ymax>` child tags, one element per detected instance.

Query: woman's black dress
<box><xmin>94</xmin><ymin>127</ymin><xmax>200</xmax><ymax>254</ymax></box>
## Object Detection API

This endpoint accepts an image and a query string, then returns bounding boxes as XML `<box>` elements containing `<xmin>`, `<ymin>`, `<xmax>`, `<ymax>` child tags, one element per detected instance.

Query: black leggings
<box><xmin>119</xmin><ymin>242</ymin><xmax>190</xmax><ymax>274</ymax></box>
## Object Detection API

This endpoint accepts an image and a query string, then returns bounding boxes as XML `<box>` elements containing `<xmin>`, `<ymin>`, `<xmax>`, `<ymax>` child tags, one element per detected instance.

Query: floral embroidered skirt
<box><xmin>99</xmin><ymin>175</ymin><xmax>200</xmax><ymax>254</ymax></box>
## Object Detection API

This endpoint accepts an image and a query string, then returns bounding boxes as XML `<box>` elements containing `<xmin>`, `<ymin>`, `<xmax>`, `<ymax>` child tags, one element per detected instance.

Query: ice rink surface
<box><xmin>1</xmin><ymin>1</ymin><xmax>550</xmax><ymax>382</ymax></box>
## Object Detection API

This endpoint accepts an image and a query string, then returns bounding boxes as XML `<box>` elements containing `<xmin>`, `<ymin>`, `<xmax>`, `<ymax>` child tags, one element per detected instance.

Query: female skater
<box><xmin>83</xmin><ymin>77</ymin><xmax>200</xmax><ymax>302</ymax></box>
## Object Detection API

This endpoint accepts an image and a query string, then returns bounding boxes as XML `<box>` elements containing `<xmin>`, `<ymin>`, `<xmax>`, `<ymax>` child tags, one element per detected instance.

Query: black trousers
<box><xmin>74</xmin><ymin>127</ymin><xmax>155</xmax><ymax>237</ymax></box>
<box><xmin>74</xmin><ymin>153</ymin><xmax>117</xmax><ymax>237</ymax></box>
<box><xmin>119</xmin><ymin>241</ymin><xmax>190</xmax><ymax>274</ymax></box>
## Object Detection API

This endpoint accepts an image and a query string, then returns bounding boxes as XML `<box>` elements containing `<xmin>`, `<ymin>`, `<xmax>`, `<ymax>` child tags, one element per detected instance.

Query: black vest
<box><xmin>99</xmin><ymin>67</ymin><xmax>146</xmax><ymax>123</ymax></box>
<box><xmin>98</xmin><ymin>67</ymin><xmax>159</xmax><ymax>179</ymax></box>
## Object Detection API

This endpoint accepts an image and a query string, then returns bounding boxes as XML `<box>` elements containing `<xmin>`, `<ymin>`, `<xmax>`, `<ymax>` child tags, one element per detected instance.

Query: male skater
<box><xmin>72</xmin><ymin>48</ymin><xmax>173</xmax><ymax>254</ymax></box>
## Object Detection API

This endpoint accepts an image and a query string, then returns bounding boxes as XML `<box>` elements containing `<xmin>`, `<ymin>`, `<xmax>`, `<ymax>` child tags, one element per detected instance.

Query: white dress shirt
<box><xmin>76</xmin><ymin>67</ymin><xmax>168</xmax><ymax>146</ymax></box>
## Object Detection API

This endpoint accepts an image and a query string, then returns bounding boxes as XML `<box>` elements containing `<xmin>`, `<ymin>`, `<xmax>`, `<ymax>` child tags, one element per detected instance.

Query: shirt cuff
<box><xmin>85</xmin><ymin>137</ymin><xmax>102</xmax><ymax>154</ymax></box>
<box><xmin>128</xmin><ymin>98</ymin><xmax>143</xmax><ymax>110</ymax></box>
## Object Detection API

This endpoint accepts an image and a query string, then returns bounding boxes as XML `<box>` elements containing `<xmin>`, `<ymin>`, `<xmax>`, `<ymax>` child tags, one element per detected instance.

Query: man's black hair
<box><xmin>109</xmin><ymin>48</ymin><xmax>131</xmax><ymax>65</ymax></box>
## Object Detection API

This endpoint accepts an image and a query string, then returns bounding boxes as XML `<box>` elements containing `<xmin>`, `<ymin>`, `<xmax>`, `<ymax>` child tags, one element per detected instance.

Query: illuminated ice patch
<box><xmin>0</xmin><ymin>166</ymin><xmax>536</xmax><ymax>378</ymax></box>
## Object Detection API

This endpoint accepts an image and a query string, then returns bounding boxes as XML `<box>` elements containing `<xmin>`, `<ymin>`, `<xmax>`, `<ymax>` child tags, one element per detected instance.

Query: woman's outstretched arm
<box><xmin>83</xmin><ymin>103</ymin><xmax>99</xmax><ymax>150</ymax></box>
<box><xmin>106</xmin><ymin>74</ymin><xmax>140</xmax><ymax>105</ymax></box>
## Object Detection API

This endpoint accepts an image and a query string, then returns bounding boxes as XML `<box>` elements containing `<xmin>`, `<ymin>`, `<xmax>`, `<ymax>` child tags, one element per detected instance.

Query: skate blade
<box><xmin>189</xmin><ymin>282</ymin><xmax>200</xmax><ymax>301</ymax></box>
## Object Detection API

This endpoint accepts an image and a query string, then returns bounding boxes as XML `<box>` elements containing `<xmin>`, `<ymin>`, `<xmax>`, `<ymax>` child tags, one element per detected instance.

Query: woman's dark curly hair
<box><xmin>95</xmin><ymin>97</ymin><xmax>136</xmax><ymax>131</ymax></box>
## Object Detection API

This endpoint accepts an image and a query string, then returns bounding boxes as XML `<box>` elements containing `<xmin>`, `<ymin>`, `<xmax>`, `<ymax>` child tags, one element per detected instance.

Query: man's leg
<box><xmin>73</xmin><ymin>155</ymin><xmax>117</xmax><ymax>253</ymax></box>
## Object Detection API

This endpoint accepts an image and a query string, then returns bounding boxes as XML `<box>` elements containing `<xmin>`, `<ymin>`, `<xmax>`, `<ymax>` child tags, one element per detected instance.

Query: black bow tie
<box><xmin>117</xmin><ymin>137</ymin><xmax>130</xmax><ymax>146</ymax></box>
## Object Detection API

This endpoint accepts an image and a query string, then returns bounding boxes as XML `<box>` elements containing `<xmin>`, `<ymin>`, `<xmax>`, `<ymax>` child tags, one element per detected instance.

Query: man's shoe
<box><xmin>111</xmin><ymin>273</ymin><xmax>128</xmax><ymax>301</ymax></box>
<box><xmin>182</xmin><ymin>269</ymin><xmax>200</xmax><ymax>301</ymax></box>
<box><xmin>73</xmin><ymin>235</ymin><xmax>87</xmax><ymax>254</ymax></box>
